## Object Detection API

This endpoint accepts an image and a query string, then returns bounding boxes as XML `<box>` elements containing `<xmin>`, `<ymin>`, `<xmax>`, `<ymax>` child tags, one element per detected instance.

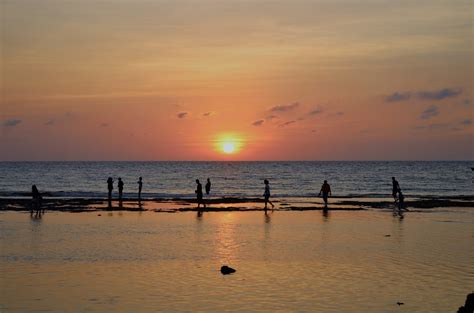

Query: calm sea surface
<box><xmin>0</xmin><ymin>161</ymin><xmax>472</xmax><ymax>199</ymax></box>
<box><xmin>1</xmin><ymin>209</ymin><xmax>473</xmax><ymax>312</ymax></box>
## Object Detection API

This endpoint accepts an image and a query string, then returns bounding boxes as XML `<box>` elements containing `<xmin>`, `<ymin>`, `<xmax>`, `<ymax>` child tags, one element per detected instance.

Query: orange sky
<box><xmin>1</xmin><ymin>0</ymin><xmax>473</xmax><ymax>160</ymax></box>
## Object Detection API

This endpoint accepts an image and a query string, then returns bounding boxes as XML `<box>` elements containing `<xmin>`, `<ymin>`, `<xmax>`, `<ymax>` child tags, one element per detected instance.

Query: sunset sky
<box><xmin>1</xmin><ymin>0</ymin><xmax>472</xmax><ymax>160</ymax></box>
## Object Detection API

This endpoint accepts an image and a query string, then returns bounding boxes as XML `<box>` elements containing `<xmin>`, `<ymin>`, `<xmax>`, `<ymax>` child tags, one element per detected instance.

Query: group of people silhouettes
<box><xmin>106</xmin><ymin>176</ymin><xmax>143</xmax><ymax>207</ymax></box>
<box><xmin>195</xmin><ymin>178</ymin><xmax>211</xmax><ymax>209</ymax></box>
<box><xmin>30</xmin><ymin>177</ymin><xmax>405</xmax><ymax>213</ymax></box>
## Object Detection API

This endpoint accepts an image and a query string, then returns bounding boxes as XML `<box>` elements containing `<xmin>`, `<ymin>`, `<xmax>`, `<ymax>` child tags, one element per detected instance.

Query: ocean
<box><xmin>0</xmin><ymin>161</ymin><xmax>472</xmax><ymax>199</ymax></box>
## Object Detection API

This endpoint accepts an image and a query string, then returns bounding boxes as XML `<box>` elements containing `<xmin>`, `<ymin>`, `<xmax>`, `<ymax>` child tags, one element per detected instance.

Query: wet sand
<box><xmin>1</xmin><ymin>196</ymin><xmax>473</xmax><ymax>213</ymax></box>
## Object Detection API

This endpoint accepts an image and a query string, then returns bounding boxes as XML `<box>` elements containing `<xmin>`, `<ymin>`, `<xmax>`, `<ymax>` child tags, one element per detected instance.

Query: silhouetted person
<box><xmin>118</xmin><ymin>178</ymin><xmax>124</xmax><ymax>201</ymax></box>
<box><xmin>31</xmin><ymin>185</ymin><xmax>43</xmax><ymax>215</ymax></box>
<box><xmin>205</xmin><ymin>178</ymin><xmax>211</xmax><ymax>195</ymax></box>
<box><xmin>318</xmin><ymin>180</ymin><xmax>332</xmax><ymax>208</ymax></box>
<box><xmin>263</xmin><ymin>179</ymin><xmax>274</xmax><ymax>210</ymax></box>
<box><xmin>137</xmin><ymin>177</ymin><xmax>143</xmax><ymax>200</ymax></box>
<box><xmin>392</xmin><ymin>177</ymin><xmax>401</xmax><ymax>202</ymax></box>
<box><xmin>195</xmin><ymin>179</ymin><xmax>206</xmax><ymax>209</ymax></box>
<box><xmin>107</xmin><ymin>177</ymin><xmax>114</xmax><ymax>206</ymax></box>
<box><xmin>398</xmin><ymin>191</ymin><xmax>408</xmax><ymax>215</ymax></box>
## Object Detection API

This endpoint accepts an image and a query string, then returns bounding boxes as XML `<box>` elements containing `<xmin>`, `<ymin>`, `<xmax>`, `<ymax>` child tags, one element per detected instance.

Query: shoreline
<box><xmin>1</xmin><ymin>196</ymin><xmax>473</xmax><ymax>213</ymax></box>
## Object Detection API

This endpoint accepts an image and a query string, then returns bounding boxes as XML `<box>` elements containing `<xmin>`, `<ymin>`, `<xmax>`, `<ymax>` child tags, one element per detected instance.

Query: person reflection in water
<box><xmin>31</xmin><ymin>185</ymin><xmax>43</xmax><ymax>216</ymax></box>
<box><xmin>107</xmin><ymin>177</ymin><xmax>114</xmax><ymax>207</ymax></box>
<box><xmin>318</xmin><ymin>180</ymin><xmax>332</xmax><ymax>209</ymax></box>
<box><xmin>195</xmin><ymin>179</ymin><xmax>206</xmax><ymax>209</ymax></box>
<box><xmin>263</xmin><ymin>179</ymin><xmax>275</xmax><ymax>211</ymax></box>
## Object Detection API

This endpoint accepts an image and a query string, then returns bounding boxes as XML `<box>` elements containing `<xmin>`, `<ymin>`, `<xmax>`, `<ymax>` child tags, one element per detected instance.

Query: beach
<box><xmin>1</xmin><ymin>208</ymin><xmax>473</xmax><ymax>312</ymax></box>
<box><xmin>1</xmin><ymin>161</ymin><xmax>473</xmax><ymax>312</ymax></box>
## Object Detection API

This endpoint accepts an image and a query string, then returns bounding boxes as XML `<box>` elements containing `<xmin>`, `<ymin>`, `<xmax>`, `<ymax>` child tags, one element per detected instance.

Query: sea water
<box><xmin>0</xmin><ymin>161</ymin><xmax>472</xmax><ymax>199</ymax></box>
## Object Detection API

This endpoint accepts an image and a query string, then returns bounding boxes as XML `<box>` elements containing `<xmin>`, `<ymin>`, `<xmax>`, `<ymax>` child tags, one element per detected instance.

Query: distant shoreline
<box><xmin>1</xmin><ymin>196</ymin><xmax>472</xmax><ymax>213</ymax></box>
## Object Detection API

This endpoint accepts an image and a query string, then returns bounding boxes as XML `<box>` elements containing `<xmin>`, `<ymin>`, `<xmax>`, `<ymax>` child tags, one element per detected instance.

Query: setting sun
<box><xmin>223</xmin><ymin>142</ymin><xmax>236</xmax><ymax>154</ymax></box>
<box><xmin>214</xmin><ymin>133</ymin><xmax>245</xmax><ymax>156</ymax></box>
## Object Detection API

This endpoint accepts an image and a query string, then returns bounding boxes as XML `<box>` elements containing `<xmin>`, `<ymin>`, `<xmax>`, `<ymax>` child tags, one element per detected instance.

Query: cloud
<box><xmin>385</xmin><ymin>88</ymin><xmax>462</xmax><ymax>103</ymax></box>
<box><xmin>44</xmin><ymin>119</ymin><xmax>56</xmax><ymax>126</ymax></box>
<box><xmin>270</xmin><ymin>102</ymin><xmax>299</xmax><ymax>112</ymax></box>
<box><xmin>413</xmin><ymin>123</ymin><xmax>448</xmax><ymax>131</ymax></box>
<box><xmin>202</xmin><ymin>112</ymin><xmax>214</xmax><ymax>117</ymax></box>
<box><xmin>419</xmin><ymin>105</ymin><xmax>439</xmax><ymax>120</ymax></box>
<box><xmin>385</xmin><ymin>92</ymin><xmax>411</xmax><ymax>102</ymax></box>
<box><xmin>417</xmin><ymin>88</ymin><xmax>462</xmax><ymax>101</ymax></box>
<box><xmin>279</xmin><ymin>120</ymin><xmax>296</xmax><ymax>128</ymax></box>
<box><xmin>308</xmin><ymin>107</ymin><xmax>323</xmax><ymax>115</ymax></box>
<box><xmin>2</xmin><ymin>119</ymin><xmax>22</xmax><ymax>127</ymax></box>
<box><xmin>461</xmin><ymin>99</ymin><xmax>472</xmax><ymax>106</ymax></box>
<box><xmin>252</xmin><ymin>119</ymin><xmax>265</xmax><ymax>127</ymax></box>
<box><xmin>461</xmin><ymin>119</ymin><xmax>472</xmax><ymax>126</ymax></box>
<box><xmin>265</xmin><ymin>115</ymin><xmax>277</xmax><ymax>121</ymax></box>
<box><xmin>177</xmin><ymin>112</ymin><xmax>188</xmax><ymax>119</ymax></box>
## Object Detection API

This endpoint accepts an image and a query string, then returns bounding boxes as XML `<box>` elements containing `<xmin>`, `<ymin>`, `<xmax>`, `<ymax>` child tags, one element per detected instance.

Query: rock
<box><xmin>397</xmin><ymin>302</ymin><xmax>404</xmax><ymax>306</ymax></box>
<box><xmin>98</xmin><ymin>214</ymin><xmax>101</xmax><ymax>216</ymax></box>
<box><xmin>220</xmin><ymin>265</ymin><xmax>236</xmax><ymax>275</ymax></box>
<box><xmin>385</xmin><ymin>235</ymin><xmax>391</xmax><ymax>237</ymax></box>
<box><xmin>457</xmin><ymin>293</ymin><xmax>474</xmax><ymax>313</ymax></box>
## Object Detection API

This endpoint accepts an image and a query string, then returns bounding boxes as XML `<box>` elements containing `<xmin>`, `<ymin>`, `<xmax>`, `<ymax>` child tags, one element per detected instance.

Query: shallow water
<box><xmin>1</xmin><ymin>209</ymin><xmax>473</xmax><ymax>312</ymax></box>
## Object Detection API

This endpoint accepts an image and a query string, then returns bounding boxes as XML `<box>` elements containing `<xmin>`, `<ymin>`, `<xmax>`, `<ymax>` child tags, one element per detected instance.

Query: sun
<box><xmin>214</xmin><ymin>133</ymin><xmax>244</xmax><ymax>156</ymax></box>
<box><xmin>222</xmin><ymin>142</ymin><xmax>236</xmax><ymax>154</ymax></box>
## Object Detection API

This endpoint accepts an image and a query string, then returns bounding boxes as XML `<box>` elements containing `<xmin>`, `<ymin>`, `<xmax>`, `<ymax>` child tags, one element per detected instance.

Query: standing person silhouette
<box><xmin>107</xmin><ymin>177</ymin><xmax>114</xmax><ymax>207</ymax></box>
<box><xmin>137</xmin><ymin>177</ymin><xmax>143</xmax><ymax>201</ymax></box>
<box><xmin>118</xmin><ymin>178</ymin><xmax>124</xmax><ymax>201</ymax></box>
<box><xmin>318</xmin><ymin>180</ymin><xmax>332</xmax><ymax>209</ymax></box>
<box><xmin>392</xmin><ymin>177</ymin><xmax>401</xmax><ymax>202</ymax></box>
<box><xmin>31</xmin><ymin>185</ymin><xmax>43</xmax><ymax>215</ymax></box>
<box><xmin>195</xmin><ymin>179</ymin><xmax>206</xmax><ymax>209</ymax></box>
<box><xmin>397</xmin><ymin>190</ymin><xmax>406</xmax><ymax>215</ymax></box>
<box><xmin>263</xmin><ymin>179</ymin><xmax>274</xmax><ymax>210</ymax></box>
<box><xmin>205</xmin><ymin>178</ymin><xmax>211</xmax><ymax>195</ymax></box>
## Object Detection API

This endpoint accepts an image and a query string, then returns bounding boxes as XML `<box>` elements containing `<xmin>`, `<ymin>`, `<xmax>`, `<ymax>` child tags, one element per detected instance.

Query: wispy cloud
<box><xmin>252</xmin><ymin>119</ymin><xmax>265</xmax><ymax>127</ymax></box>
<box><xmin>461</xmin><ymin>119</ymin><xmax>472</xmax><ymax>126</ymax></box>
<box><xmin>308</xmin><ymin>107</ymin><xmax>323</xmax><ymax>116</ymax></box>
<box><xmin>202</xmin><ymin>111</ymin><xmax>214</xmax><ymax>117</ymax></box>
<box><xmin>419</xmin><ymin>105</ymin><xmax>439</xmax><ymax>120</ymax></box>
<box><xmin>385</xmin><ymin>87</ymin><xmax>462</xmax><ymax>103</ymax></box>
<box><xmin>270</xmin><ymin>102</ymin><xmax>299</xmax><ymax>112</ymax></box>
<box><xmin>413</xmin><ymin>123</ymin><xmax>448</xmax><ymax>131</ymax></box>
<box><xmin>44</xmin><ymin>119</ymin><xmax>55</xmax><ymax>126</ymax></box>
<box><xmin>2</xmin><ymin>119</ymin><xmax>22</xmax><ymax>127</ymax></box>
<box><xmin>177</xmin><ymin>112</ymin><xmax>188</xmax><ymax>119</ymax></box>
<box><xmin>417</xmin><ymin>88</ymin><xmax>462</xmax><ymax>101</ymax></box>
<box><xmin>385</xmin><ymin>91</ymin><xmax>411</xmax><ymax>102</ymax></box>
<box><xmin>279</xmin><ymin>120</ymin><xmax>296</xmax><ymax>128</ymax></box>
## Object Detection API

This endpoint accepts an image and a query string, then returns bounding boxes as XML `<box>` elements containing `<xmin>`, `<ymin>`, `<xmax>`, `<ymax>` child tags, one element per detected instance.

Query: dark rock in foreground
<box><xmin>458</xmin><ymin>293</ymin><xmax>474</xmax><ymax>313</ymax></box>
<box><xmin>220</xmin><ymin>265</ymin><xmax>236</xmax><ymax>275</ymax></box>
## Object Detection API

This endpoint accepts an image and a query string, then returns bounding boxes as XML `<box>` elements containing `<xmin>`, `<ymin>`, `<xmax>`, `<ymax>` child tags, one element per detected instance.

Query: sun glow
<box><xmin>215</xmin><ymin>133</ymin><xmax>245</xmax><ymax>156</ymax></box>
